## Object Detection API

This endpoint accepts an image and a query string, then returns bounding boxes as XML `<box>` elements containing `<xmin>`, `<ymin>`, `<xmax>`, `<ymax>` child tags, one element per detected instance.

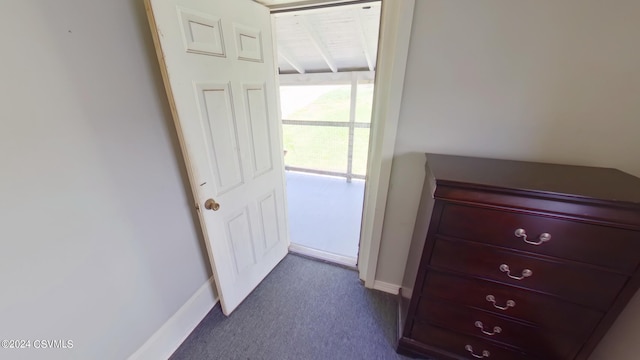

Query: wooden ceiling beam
<box><xmin>299</xmin><ymin>16</ymin><xmax>338</xmax><ymax>72</ymax></box>
<box><xmin>353</xmin><ymin>9</ymin><xmax>374</xmax><ymax>71</ymax></box>
<box><xmin>278</xmin><ymin>46</ymin><xmax>306</xmax><ymax>74</ymax></box>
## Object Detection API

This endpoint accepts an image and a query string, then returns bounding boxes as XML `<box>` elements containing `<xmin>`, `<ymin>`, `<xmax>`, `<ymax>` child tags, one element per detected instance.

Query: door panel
<box><xmin>243</xmin><ymin>84</ymin><xmax>274</xmax><ymax>178</ymax></box>
<box><xmin>146</xmin><ymin>0</ymin><xmax>289</xmax><ymax>315</ymax></box>
<box><xmin>178</xmin><ymin>8</ymin><xmax>226</xmax><ymax>56</ymax></box>
<box><xmin>258</xmin><ymin>191</ymin><xmax>281</xmax><ymax>251</ymax></box>
<box><xmin>195</xmin><ymin>82</ymin><xmax>244</xmax><ymax>194</ymax></box>
<box><xmin>233</xmin><ymin>24</ymin><xmax>264</xmax><ymax>62</ymax></box>
<box><xmin>225</xmin><ymin>208</ymin><xmax>256</xmax><ymax>276</ymax></box>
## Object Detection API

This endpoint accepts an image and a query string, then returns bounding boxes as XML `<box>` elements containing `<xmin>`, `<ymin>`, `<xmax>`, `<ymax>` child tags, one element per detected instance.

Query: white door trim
<box><xmin>289</xmin><ymin>244</ymin><xmax>357</xmax><ymax>268</ymax></box>
<box><xmin>357</xmin><ymin>0</ymin><xmax>415</xmax><ymax>287</ymax></box>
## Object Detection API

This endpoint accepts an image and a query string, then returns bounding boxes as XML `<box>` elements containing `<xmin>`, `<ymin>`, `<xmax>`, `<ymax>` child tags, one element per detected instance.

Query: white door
<box><xmin>145</xmin><ymin>0</ymin><xmax>289</xmax><ymax>315</ymax></box>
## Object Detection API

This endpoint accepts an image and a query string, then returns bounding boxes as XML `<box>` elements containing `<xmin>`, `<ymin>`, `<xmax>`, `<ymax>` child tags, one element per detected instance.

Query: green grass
<box><xmin>284</xmin><ymin>85</ymin><xmax>374</xmax><ymax>123</ymax></box>
<box><xmin>282</xmin><ymin>86</ymin><xmax>372</xmax><ymax>176</ymax></box>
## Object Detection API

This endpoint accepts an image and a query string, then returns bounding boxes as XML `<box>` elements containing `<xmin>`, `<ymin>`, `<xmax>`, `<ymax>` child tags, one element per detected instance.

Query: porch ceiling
<box><xmin>254</xmin><ymin>0</ymin><xmax>381</xmax><ymax>74</ymax></box>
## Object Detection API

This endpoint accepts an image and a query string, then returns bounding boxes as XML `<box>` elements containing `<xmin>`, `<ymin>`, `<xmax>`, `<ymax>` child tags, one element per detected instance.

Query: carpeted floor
<box><xmin>170</xmin><ymin>254</ymin><xmax>414</xmax><ymax>360</ymax></box>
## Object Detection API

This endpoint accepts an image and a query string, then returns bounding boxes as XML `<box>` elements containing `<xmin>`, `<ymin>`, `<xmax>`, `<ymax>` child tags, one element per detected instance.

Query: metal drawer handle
<box><xmin>465</xmin><ymin>345</ymin><xmax>490</xmax><ymax>358</ymax></box>
<box><xmin>499</xmin><ymin>264</ymin><xmax>533</xmax><ymax>280</ymax></box>
<box><xmin>475</xmin><ymin>321</ymin><xmax>502</xmax><ymax>336</ymax></box>
<box><xmin>486</xmin><ymin>295</ymin><xmax>516</xmax><ymax>310</ymax></box>
<box><xmin>515</xmin><ymin>228</ymin><xmax>552</xmax><ymax>245</ymax></box>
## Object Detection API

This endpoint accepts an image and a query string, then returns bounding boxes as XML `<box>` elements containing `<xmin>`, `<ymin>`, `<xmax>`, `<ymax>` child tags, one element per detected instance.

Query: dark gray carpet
<box><xmin>170</xmin><ymin>254</ymin><xmax>414</xmax><ymax>360</ymax></box>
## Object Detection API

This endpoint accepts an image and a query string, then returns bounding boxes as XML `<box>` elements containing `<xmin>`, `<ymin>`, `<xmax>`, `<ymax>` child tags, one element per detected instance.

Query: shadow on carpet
<box><xmin>170</xmin><ymin>254</ymin><xmax>416</xmax><ymax>360</ymax></box>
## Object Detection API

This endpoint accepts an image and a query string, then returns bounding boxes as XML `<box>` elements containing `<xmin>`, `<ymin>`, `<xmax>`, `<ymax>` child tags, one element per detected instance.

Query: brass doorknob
<box><xmin>204</xmin><ymin>199</ymin><xmax>220</xmax><ymax>211</ymax></box>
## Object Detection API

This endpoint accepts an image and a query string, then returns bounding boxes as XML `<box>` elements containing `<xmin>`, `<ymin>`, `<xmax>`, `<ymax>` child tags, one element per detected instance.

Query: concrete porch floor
<box><xmin>285</xmin><ymin>171</ymin><xmax>365</xmax><ymax>261</ymax></box>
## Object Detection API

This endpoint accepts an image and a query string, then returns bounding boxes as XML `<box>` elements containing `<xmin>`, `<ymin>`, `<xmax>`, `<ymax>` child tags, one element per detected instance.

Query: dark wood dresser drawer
<box><xmin>438</xmin><ymin>204</ymin><xmax>640</xmax><ymax>272</ymax></box>
<box><xmin>429</xmin><ymin>238</ymin><xmax>628</xmax><ymax>310</ymax></box>
<box><xmin>416</xmin><ymin>296</ymin><xmax>583</xmax><ymax>359</ymax></box>
<box><xmin>397</xmin><ymin>154</ymin><xmax>640</xmax><ymax>360</ymax></box>
<box><xmin>412</xmin><ymin>322</ymin><xmax>531</xmax><ymax>360</ymax></box>
<box><xmin>421</xmin><ymin>271</ymin><xmax>602</xmax><ymax>335</ymax></box>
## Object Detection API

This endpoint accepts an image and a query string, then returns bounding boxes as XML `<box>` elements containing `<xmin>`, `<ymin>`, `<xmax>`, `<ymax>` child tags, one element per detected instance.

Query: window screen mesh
<box><xmin>280</xmin><ymin>83</ymin><xmax>373</xmax><ymax>177</ymax></box>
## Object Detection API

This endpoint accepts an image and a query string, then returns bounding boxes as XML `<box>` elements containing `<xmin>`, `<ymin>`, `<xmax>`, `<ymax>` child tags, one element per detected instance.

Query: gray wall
<box><xmin>0</xmin><ymin>1</ymin><xmax>211</xmax><ymax>359</ymax></box>
<box><xmin>375</xmin><ymin>1</ymin><xmax>640</xmax><ymax>359</ymax></box>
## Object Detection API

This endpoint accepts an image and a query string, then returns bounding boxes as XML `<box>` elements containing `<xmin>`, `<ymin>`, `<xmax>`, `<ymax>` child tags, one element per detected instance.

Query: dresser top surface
<box><xmin>426</xmin><ymin>153</ymin><xmax>640</xmax><ymax>206</ymax></box>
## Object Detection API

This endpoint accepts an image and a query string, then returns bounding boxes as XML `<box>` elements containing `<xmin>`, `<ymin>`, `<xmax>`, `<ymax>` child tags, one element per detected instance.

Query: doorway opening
<box><xmin>271</xmin><ymin>1</ymin><xmax>381</xmax><ymax>266</ymax></box>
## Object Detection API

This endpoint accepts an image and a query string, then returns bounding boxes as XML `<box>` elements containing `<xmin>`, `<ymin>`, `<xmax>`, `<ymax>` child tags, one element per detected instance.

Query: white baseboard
<box><xmin>289</xmin><ymin>243</ymin><xmax>357</xmax><ymax>267</ymax></box>
<box><xmin>400</xmin><ymin>286</ymin><xmax>413</xmax><ymax>300</ymax></box>
<box><xmin>373</xmin><ymin>280</ymin><xmax>400</xmax><ymax>295</ymax></box>
<box><xmin>128</xmin><ymin>277</ymin><xmax>218</xmax><ymax>360</ymax></box>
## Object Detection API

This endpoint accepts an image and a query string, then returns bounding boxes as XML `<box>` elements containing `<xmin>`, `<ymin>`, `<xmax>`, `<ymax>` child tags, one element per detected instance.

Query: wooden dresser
<box><xmin>397</xmin><ymin>154</ymin><xmax>640</xmax><ymax>360</ymax></box>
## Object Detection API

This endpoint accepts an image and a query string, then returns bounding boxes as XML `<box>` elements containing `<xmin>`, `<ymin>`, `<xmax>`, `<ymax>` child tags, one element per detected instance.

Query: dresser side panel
<box><xmin>399</xmin><ymin>162</ymin><xmax>439</xmax><ymax>337</ymax></box>
<box><xmin>575</xmin><ymin>270</ymin><xmax>640</xmax><ymax>360</ymax></box>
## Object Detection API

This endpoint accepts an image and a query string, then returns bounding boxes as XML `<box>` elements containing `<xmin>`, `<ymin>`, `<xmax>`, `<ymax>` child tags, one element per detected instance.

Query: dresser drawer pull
<box><xmin>515</xmin><ymin>228</ymin><xmax>552</xmax><ymax>245</ymax></box>
<box><xmin>499</xmin><ymin>264</ymin><xmax>533</xmax><ymax>280</ymax></box>
<box><xmin>474</xmin><ymin>321</ymin><xmax>502</xmax><ymax>336</ymax></box>
<box><xmin>486</xmin><ymin>295</ymin><xmax>516</xmax><ymax>310</ymax></box>
<box><xmin>465</xmin><ymin>345</ymin><xmax>490</xmax><ymax>358</ymax></box>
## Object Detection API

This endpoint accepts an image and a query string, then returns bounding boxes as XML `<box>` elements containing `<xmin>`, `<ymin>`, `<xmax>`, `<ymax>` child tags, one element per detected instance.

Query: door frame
<box><xmin>356</xmin><ymin>0</ymin><xmax>415</xmax><ymax>288</ymax></box>
<box><xmin>269</xmin><ymin>0</ymin><xmax>415</xmax><ymax>288</ymax></box>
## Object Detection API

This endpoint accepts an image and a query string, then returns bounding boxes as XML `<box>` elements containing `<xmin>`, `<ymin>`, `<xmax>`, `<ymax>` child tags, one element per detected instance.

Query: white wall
<box><xmin>375</xmin><ymin>1</ymin><xmax>640</xmax><ymax>358</ymax></box>
<box><xmin>0</xmin><ymin>1</ymin><xmax>211</xmax><ymax>359</ymax></box>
